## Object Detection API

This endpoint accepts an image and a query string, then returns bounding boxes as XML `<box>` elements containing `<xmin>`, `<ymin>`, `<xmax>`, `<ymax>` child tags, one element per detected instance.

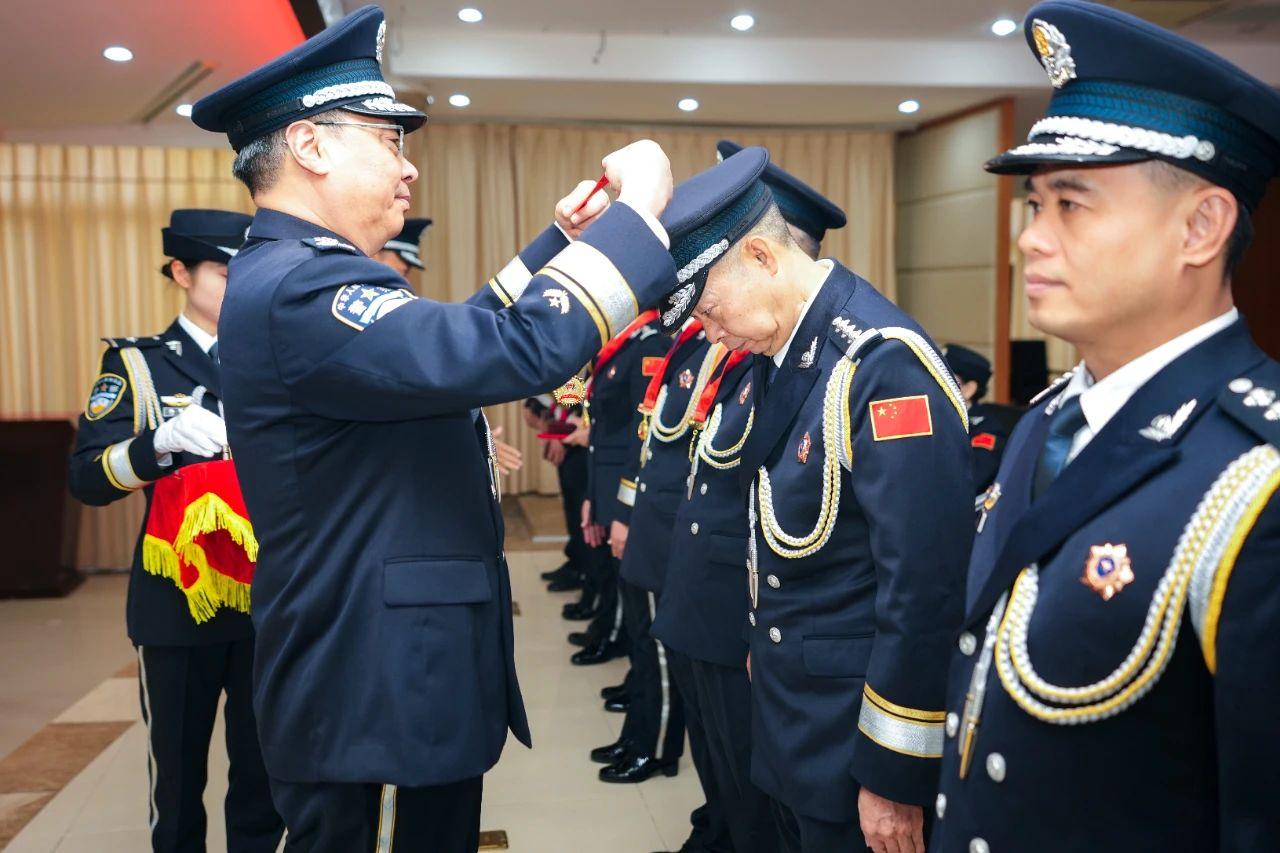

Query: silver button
<box><xmin>748</xmin><ymin>612</ymin><xmax>756</xmax><ymax>626</ymax></box>
<box><xmin>700</xmin><ymin>482</ymin><xmax>708</xmax><ymax>496</ymax></box>
<box><xmin>935</xmin><ymin>793</ymin><xmax>946</xmax><ymax>820</ymax></box>
<box><xmin>958</xmin><ymin>632</ymin><xmax>977</xmax><ymax>656</ymax></box>
<box><xmin>690</xmin><ymin>522</ymin><xmax>699</xmax><ymax>535</ymax></box>
<box><xmin>589</xmin><ymin>446</ymin><xmax>595</xmax><ymax>453</ymax></box>
<box><xmin>1230</xmin><ymin>377</ymin><xmax>1254</xmax><ymax>394</ymax></box>
<box><xmin>946</xmin><ymin>712</ymin><xmax>959</xmax><ymax>738</ymax></box>
<box><xmin>767</xmin><ymin>574</ymin><xmax>780</xmax><ymax>589</ymax></box>
<box><xmin>639</xmin><ymin>482</ymin><xmax>646</xmax><ymax>492</ymax></box>
<box><xmin>768</xmin><ymin>627</ymin><xmax>782</xmax><ymax>644</ymax></box>
<box><xmin>970</xmin><ymin>839</ymin><xmax>989</xmax><ymax>853</ymax></box>
<box><xmin>985</xmin><ymin>752</ymin><xmax>1006</xmax><ymax>783</ymax></box>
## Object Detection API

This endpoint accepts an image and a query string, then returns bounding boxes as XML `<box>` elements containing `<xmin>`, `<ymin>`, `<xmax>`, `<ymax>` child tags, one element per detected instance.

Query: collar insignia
<box><xmin>165</xmin><ymin>340</ymin><xmax>183</xmax><ymax>357</ymax></box>
<box><xmin>1139</xmin><ymin>399</ymin><xmax>1196</xmax><ymax>442</ymax></box>
<box><xmin>798</xmin><ymin>337</ymin><xmax>818</xmax><ymax>369</ymax></box>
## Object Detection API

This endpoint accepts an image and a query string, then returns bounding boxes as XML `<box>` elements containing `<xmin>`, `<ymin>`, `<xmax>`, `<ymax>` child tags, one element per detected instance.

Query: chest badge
<box><xmin>1082</xmin><ymin>543</ymin><xmax>1135</xmax><ymax>601</ymax></box>
<box><xmin>607</xmin><ymin>364</ymin><xmax>617</xmax><ymax>379</ymax></box>
<box><xmin>678</xmin><ymin>369</ymin><xmax>694</xmax><ymax>390</ymax></box>
<box><xmin>739</xmin><ymin>382</ymin><xmax>751</xmax><ymax>405</ymax></box>
<box><xmin>796</xmin><ymin>431</ymin><xmax>812</xmax><ymax>464</ymax></box>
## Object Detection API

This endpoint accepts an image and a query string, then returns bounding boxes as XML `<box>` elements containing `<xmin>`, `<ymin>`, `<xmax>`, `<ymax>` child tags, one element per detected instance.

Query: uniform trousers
<box><xmin>771</xmin><ymin>800</ymin><xmax>867</xmax><ymax>853</ymax></box>
<box><xmin>618</xmin><ymin>579</ymin><xmax>685</xmax><ymax>761</ymax></box>
<box><xmin>668</xmin><ymin>648</ymin><xmax>733</xmax><ymax>852</ymax></box>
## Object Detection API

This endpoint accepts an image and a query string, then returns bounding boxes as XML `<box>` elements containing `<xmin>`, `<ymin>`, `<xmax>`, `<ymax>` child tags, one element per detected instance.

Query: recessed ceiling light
<box><xmin>458</xmin><ymin>7</ymin><xmax>483</xmax><ymax>23</ymax></box>
<box><xmin>175</xmin><ymin>104</ymin><xmax>193</xmax><ymax>118</ymax></box>
<box><xmin>898</xmin><ymin>99</ymin><xmax>921</xmax><ymax>114</ymax></box>
<box><xmin>678</xmin><ymin>98</ymin><xmax>700</xmax><ymax>112</ymax></box>
<box><xmin>991</xmin><ymin>18</ymin><xmax>1018</xmax><ymax>37</ymax></box>
<box><xmin>449</xmin><ymin>93</ymin><xmax>471</xmax><ymax>108</ymax></box>
<box><xmin>730</xmin><ymin>13</ymin><xmax>755</xmax><ymax>32</ymax></box>
<box><xmin>103</xmin><ymin>46</ymin><xmax>133</xmax><ymax>62</ymax></box>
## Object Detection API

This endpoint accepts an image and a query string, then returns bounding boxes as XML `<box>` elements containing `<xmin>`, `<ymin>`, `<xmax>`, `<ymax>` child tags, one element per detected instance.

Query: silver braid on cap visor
<box><xmin>1026</xmin><ymin>116</ymin><xmax>1217</xmax><ymax>162</ymax></box>
<box><xmin>300</xmin><ymin>80</ymin><xmax>395</xmax><ymax>109</ymax></box>
<box><xmin>676</xmin><ymin>239</ymin><xmax>730</xmax><ymax>285</ymax></box>
<box><xmin>361</xmin><ymin>97</ymin><xmax>419</xmax><ymax>113</ymax></box>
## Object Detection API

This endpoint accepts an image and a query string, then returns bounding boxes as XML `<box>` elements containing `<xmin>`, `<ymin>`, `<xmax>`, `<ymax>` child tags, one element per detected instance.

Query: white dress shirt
<box><xmin>772</xmin><ymin>260</ymin><xmax>834</xmax><ymax>368</ymax></box>
<box><xmin>177</xmin><ymin>312</ymin><xmax>217</xmax><ymax>355</ymax></box>
<box><xmin>1057</xmin><ymin>307</ymin><xmax>1239</xmax><ymax>462</ymax></box>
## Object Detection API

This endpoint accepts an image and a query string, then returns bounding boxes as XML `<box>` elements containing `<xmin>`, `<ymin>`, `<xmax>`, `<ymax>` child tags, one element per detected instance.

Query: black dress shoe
<box><xmin>546</xmin><ymin>576</ymin><xmax>584</xmax><ymax>592</ymax></box>
<box><xmin>600</xmin><ymin>682</ymin><xmax>627</xmax><ymax>700</ymax></box>
<box><xmin>568</xmin><ymin>631</ymin><xmax>599</xmax><ymax>647</ymax></box>
<box><xmin>599</xmin><ymin>754</ymin><xmax>678</xmax><ymax>783</ymax></box>
<box><xmin>561</xmin><ymin>601</ymin><xmax>600</xmax><ymax>621</ymax></box>
<box><xmin>603</xmin><ymin>696</ymin><xmax>629</xmax><ymax>713</ymax></box>
<box><xmin>540</xmin><ymin>561</ymin><xmax>574</xmax><ymax>581</ymax></box>
<box><xmin>571</xmin><ymin>640</ymin><xmax>626</xmax><ymax>665</ymax></box>
<box><xmin>589</xmin><ymin>738</ymin><xmax>631</xmax><ymax>764</ymax></box>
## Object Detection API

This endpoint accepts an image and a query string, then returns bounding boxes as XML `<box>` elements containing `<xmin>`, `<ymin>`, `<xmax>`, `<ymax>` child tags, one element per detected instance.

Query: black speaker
<box><xmin>1010</xmin><ymin>340</ymin><xmax>1050</xmax><ymax>406</ymax></box>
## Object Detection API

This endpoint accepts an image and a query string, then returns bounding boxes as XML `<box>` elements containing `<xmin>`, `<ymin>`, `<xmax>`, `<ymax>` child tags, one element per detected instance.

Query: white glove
<box><xmin>154</xmin><ymin>405</ymin><xmax>227</xmax><ymax>458</ymax></box>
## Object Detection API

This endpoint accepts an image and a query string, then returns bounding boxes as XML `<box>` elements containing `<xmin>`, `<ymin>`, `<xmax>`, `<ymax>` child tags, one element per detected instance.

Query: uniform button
<box><xmin>935</xmin><ymin>793</ymin><xmax>946</xmax><ymax>820</ymax></box>
<box><xmin>768</xmin><ymin>627</ymin><xmax>782</xmax><ymax>643</ymax></box>
<box><xmin>946</xmin><ymin>712</ymin><xmax>959</xmax><ymax>738</ymax></box>
<box><xmin>985</xmin><ymin>752</ymin><xmax>1006</xmax><ymax>783</ymax></box>
<box><xmin>700</xmin><ymin>482</ymin><xmax>708</xmax><ymax>496</ymax></box>
<box><xmin>748</xmin><ymin>612</ymin><xmax>756</xmax><ymax>626</ymax></box>
<box><xmin>766</xmin><ymin>574</ymin><xmax>780</xmax><ymax>589</ymax></box>
<box><xmin>640</xmin><ymin>482</ymin><xmax>647</xmax><ymax>492</ymax></box>
<box><xmin>958</xmin><ymin>632</ymin><xmax>977</xmax><ymax>656</ymax></box>
<box><xmin>690</xmin><ymin>522</ymin><xmax>699</xmax><ymax>535</ymax></box>
<box><xmin>589</xmin><ymin>446</ymin><xmax>595</xmax><ymax>453</ymax></box>
<box><xmin>969</xmin><ymin>839</ymin><xmax>989</xmax><ymax>853</ymax></box>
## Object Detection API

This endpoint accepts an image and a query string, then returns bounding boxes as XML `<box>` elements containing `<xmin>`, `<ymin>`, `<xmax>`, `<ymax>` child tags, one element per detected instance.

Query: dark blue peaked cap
<box><xmin>943</xmin><ymin>344</ymin><xmax>992</xmax><ymax>386</ymax></box>
<box><xmin>192</xmin><ymin>5</ymin><xmax>425</xmax><ymax>151</ymax></box>
<box><xmin>161</xmin><ymin>209</ymin><xmax>253</xmax><ymax>278</ymax></box>
<box><xmin>717</xmin><ymin>140</ymin><xmax>847</xmax><ymax>245</ymax></box>
<box><xmin>385</xmin><ymin>217</ymin><xmax>433</xmax><ymax>269</ymax></box>
<box><xmin>657</xmin><ymin>146</ymin><xmax>771</xmax><ymax>332</ymax></box>
<box><xmin>988</xmin><ymin>0</ymin><xmax>1280</xmax><ymax>210</ymax></box>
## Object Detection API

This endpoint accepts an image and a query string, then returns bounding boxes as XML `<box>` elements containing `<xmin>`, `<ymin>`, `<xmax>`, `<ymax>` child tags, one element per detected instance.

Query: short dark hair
<box><xmin>162</xmin><ymin>257</ymin><xmax>206</xmax><ymax>280</ymax></box>
<box><xmin>231</xmin><ymin>108</ymin><xmax>345</xmax><ymax>196</ymax></box>
<box><xmin>1142</xmin><ymin>159</ymin><xmax>1254</xmax><ymax>282</ymax></box>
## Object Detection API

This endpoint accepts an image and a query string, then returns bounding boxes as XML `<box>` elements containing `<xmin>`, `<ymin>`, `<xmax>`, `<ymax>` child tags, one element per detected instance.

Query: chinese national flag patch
<box><xmin>642</xmin><ymin>357</ymin><xmax>663</xmax><ymax>377</ymax></box>
<box><xmin>972</xmin><ymin>432</ymin><xmax>997</xmax><ymax>451</ymax></box>
<box><xmin>869</xmin><ymin>395</ymin><xmax>933</xmax><ymax>441</ymax></box>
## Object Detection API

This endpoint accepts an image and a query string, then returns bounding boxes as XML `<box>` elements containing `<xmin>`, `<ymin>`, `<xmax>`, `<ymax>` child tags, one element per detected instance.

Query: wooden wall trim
<box><xmin>994</xmin><ymin>98</ymin><xmax>1015</xmax><ymax>403</ymax></box>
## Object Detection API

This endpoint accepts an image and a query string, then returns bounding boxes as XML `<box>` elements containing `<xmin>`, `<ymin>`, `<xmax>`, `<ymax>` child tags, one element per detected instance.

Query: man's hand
<box><xmin>601</xmin><ymin>140</ymin><xmax>673</xmax><ymax>221</ymax></box>
<box><xmin>154</xmin><ymin>405</ymin><xmax>227</xmax><ymax>458</ymax></box>
<box><xmin>521</xmin><ymin>407</ymin><xmax>548</xmax><ymax>431</ymax></box>
<box><xmin>555</xmin><ymin>179</ymin><xmax>612</xmax><ymax>238</ymax></box>
<box><xmin>489</xmin><ymin>427</ymin><xmax>523</xmax><ymax>475</ymax></box>
<box><xmin>858</xmin><ymin>787</ymin><xmax>924</xmax><ymax>853</ymax></box>
<box><xmin>562</xmin><ymin>421</ymin><xmax>590</xmax><ymax>447</ymax></box>
<box><xmin>581</xmin><ymin>500</ymin><xmax>606</xmax><ymax>547</ymax></box>
<box><xmin>542</xmin><ymin>439</ymin><xmax>566</xmax><ymax>466</ymax></box>
<box><xmin>609</xmin><ymin>520</ymin><xmax>629</xmax><ymax>560</ymax></box>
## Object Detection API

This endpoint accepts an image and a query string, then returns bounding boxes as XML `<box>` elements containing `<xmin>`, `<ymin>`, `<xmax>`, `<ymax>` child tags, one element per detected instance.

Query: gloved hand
<box><xmin>154</xmin><ymin>405</ymin><xmax>227</xmax><ymax>458</ymax></box>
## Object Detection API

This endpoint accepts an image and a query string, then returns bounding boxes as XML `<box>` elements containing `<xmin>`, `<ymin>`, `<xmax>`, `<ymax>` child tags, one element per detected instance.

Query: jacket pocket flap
<box><xmin>384</xmin><ymin>558</ymin><xmax>492</xmax><ymax>606</ymax></box>
<box><xmin>802</xmin><ymin>634</ymin><xmax>874</xmax><ymax>678</ymax></box>
<box><xmin>707</xmin><ymin>533</ymin><xmax>748</xmax><ymax>567</ymax></box>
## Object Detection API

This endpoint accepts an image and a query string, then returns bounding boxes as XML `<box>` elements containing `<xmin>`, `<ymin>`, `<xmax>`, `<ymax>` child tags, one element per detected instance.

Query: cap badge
<box><xmin>797</xmin><ymin>431</ymin><xmax>811</xmax><ymax>464</ymax></box>
<box><xmin>1031</xmin><ymin>19</ymin><xmax>1077</xmax><ymax>88</ymax></box>
<box><xmin>376</xmin><ymin>20</ymin><xmax>386</xmax><ymax>65</ymax></box>
<box><xmin>1081</xmin><ymin>543</ymin><xmax>1135</xmax><ymax>601</ymax></box>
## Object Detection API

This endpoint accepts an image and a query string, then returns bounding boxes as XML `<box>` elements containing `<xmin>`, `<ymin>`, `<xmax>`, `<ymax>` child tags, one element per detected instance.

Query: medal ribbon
<box><xmin>583</xmin><ymin>309</ymin><xmax>659</xmax><ymax>402</ymax></box>
<box><xmin>640</xmin><ymin>319</ymin><xmax>704</xmax><ymax>414</ymax></box>
<box><xmin>692</xmin><ymin>349</ymin><xmax>752</xmax><ymax>426</ymax></box>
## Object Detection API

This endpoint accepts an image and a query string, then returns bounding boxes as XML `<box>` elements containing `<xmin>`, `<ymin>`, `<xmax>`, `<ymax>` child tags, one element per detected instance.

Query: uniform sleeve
<box><xmin>275</xmin><ymin>203</ymin><xmax>675</xmax><ymax>421</ymax></box>
<box><xmin>844</xmin><ymin>341</ymin><xmax>974</xmax><ymax>806</ymax></box>
<box><xmin>67</xmin><ymin>349</ymin><xmax>169</xmax><ymax>507</ymax></box>
<box><xmin>1209</xmin><ymin>489</ymin><xmax>1280</xmax><ymax>849</ymax></box>
<box><xmin>466</xmin><ymin>224</ymin><xmax>571</xmax><ymax>310</ymax></box>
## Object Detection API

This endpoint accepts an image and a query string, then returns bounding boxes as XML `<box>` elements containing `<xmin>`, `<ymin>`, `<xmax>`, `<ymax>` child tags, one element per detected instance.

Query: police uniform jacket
<box><xmin>966</xmin><ymin>402</ymin><xmax>1023</xmax><ymax>496</ymax></box>
<box><xmin>619</xmin><ymin>332</ymin><xmax>715</xmax><ymax>593</ymax></box>
<box><xmin>933</xmin><ymin>319</ymin><xmax>1280</xmax><ymax>852</ymax></box>
<box><xmin>651</xmin><ymin>356</ymin><xmax>755</xmax><ymax>668</ymax></box>
<box><xmin>68</xmin><ymin>320</ymin><xmax>252</xmax><ymax>646</ymax></box>
<box><xmin>740</xmin><ymin>261</ymin><xmax>973</xmax><ymax>821</ymax></box>
<box><xmin>585</xmin><ymin>317</ymin><xmax>668</xmax><ymax>528</ymax></box>
<box><xmin>219</xmin><ymin>206</ymin><xmax>675</xmax><ymax>787</ymax></box>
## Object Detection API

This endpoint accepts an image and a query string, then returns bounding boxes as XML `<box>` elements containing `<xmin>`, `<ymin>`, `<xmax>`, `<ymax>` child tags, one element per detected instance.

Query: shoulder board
<box><xmin>100</xmin><ymin>335</ymin><xmax>163</xmax><ymax>350</ymax></box>
<box><xmin>303</xmin><ymin>236</ymin><xmax>360</xmax><ymax>254</ymax></box>
<box><xmin>1218</xmin><ymin>366</ymin><xmax>1280</xmax><ymax>448</ymax></box>
<box><xmin>1030</xmin><ymin>367</ymin><xmax>1078</xmax><ymax>407</ymax></box>
<box><xmin>827</xmin><ymin>314</ymin><xmax>881</xmax><ymax>361</ymax></box>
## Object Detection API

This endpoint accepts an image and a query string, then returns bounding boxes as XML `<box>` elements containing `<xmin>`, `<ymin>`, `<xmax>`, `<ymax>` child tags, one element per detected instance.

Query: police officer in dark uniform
<box><xmin>191</xmin><ymin>6</ymin><xmax>680</xmax><ymax>849</ymax></box>
<box><xmin>651</xmin><ymin>141</ymin><xmax>847</xmax><ymax>853</ymax></box>
<box><xmin>942</xmin><ymin>344</ymin><xmax>1024</xmax><ymax>495</ymax></box>
<box><xmin>654</xmin><ymin>147</ymin><xmax>973</xmax><ymax>852</ymax></box>
<box><xmin>932</xmin><ymin>4</ymin><xmax>1280</xmax><ymax>851</ymax></box>
<box><xmin>373</xmin><ymin>216</ymin><xmax>431</xmax><ymax>284</ymax></box>
<box><xmin>68</xmin><ymin>209</ymin><xmax>283</xmax><ymax>853</ymax></box>
<box><xmin>523</xmin><ymin>394</ymin><xmax>595</xmax><ymax>595</ymax></box>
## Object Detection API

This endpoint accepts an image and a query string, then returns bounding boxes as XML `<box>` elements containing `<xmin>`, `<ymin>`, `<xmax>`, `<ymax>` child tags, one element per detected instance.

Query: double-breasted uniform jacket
<box><xmin>651</xmin><ymin>353</ymin><xmax>755</xmax><ymax>668</ymax></box>
<box><xmin>932</xmin><ymin>319</ymin><xmax>1280</xmax><ymax>853</ymax></box>
<box><xmin>68</xmin><ymin>320</ymin><xmax>252</xmax><ymax>646</ymax></box>
<box><xmin>740</xmin><ymin>261</ymin><xmax>974</xmax><ymax>822</ymax></box>
<box><xmin>219</xmin><ymin>206</ymin><xmax>676</xmax><ymax>787</ymax></box>
<box><xmin>619</xmin><ymin>328</ymin><xmax>717</xmax><ymax>594</ymax></box>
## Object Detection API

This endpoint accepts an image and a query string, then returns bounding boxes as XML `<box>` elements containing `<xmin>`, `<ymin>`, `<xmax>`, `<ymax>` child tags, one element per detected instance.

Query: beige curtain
<box><xmin>0</xmin><ymin>125</ymin><xmax>893</xmax><ymax>567</ymax></box>
<box><xmin>1008</xmin><ymin>197</ymin><xmax>1078</xmax><ymax>376</ymax></box>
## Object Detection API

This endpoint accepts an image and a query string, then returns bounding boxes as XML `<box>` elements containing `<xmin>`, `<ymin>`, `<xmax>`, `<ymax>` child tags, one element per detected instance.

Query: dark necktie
<box><xmin>1033</xmin><ymin>394</ymin><xmax>1086</xmax><ymax>499</ymax></box>
<box><xmin>209</xmin><ymin>341</ymin><xmax>220</xmax><ymax>365</ymax></box>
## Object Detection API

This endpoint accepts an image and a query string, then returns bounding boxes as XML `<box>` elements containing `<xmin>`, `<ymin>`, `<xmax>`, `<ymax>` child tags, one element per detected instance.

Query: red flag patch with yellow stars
<box><xmin>869</xmin><ymin>395</ymin><xmax>933</xmax><ymax>441</ymax></box>
<box><xmin>642</xmin><ymin>357</ymin><xmax>663</xmax><ymax>377</ymax></box>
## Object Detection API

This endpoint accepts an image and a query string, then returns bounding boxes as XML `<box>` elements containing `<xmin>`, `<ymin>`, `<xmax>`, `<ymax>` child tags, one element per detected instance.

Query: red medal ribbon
<box><xmin>640</xmin><ymin>320</ymin><xmax>704</xmax><ymax>414</ymax></box>
<box><xmin>584</xmin><ymin>309</ymin><xmax>659</xmax><ymax>401</ymax></box>
<box><xmin>692</xmin><ymin>349</ymin><xmax>752</xmax><ymax>426</ymax></box>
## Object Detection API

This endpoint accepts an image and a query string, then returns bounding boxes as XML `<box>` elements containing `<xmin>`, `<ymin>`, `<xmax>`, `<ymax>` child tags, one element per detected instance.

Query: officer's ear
<box><xmin>740</xmin><ymin>234</ymin><xmax>780</xmax><ymax>277</ymax></box>
<box><xmin>168</xmin><ymin>260</ymin><xmax>194</xmax><ymax>290</ymax></box>
<box><xmin>283</xmin><ymin>120</ymin><xmax>333</xmax><ymax>178</ymax></box>
<box><xmin>1181</xmin><ymin>184</ymin><xmax>1237</xmax><ymax>275</ymax></box>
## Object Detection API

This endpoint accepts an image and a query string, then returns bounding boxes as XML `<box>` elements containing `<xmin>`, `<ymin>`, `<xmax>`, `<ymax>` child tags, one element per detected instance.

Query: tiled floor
<box><xmin>1</xmin><ymin>549</ymin><xmax>703</xmax><ymax>852</ymax></box>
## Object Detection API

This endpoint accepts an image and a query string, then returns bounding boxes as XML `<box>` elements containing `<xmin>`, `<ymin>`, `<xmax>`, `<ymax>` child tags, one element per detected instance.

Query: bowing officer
<box><xmin>932</xmin><ymin>3</ymin><xmax>1280</xmax><ymax>851</ymax></box>
<box><xmin>650</xmin><ymin>141</ymin><xmax>847</xmax><ymax>853</ymax></box>
<box><xmin>943</xmin><ymin>344</ymin><xmax>1024</xmax><ymax>495</ymax></box>
<box><xmin>655</xmin><ymin>146</ymin><xmax>973</xmax><ymax>852</ymax></box>
<box><xmin>191</xmin><ymin>6</ymin><xmax>680</xmax><ymax>849</ymax></box>
<box><xmin>68</xmin><ymin>209</ymin><xmax>283</xmax><ymax>852</ymax></box>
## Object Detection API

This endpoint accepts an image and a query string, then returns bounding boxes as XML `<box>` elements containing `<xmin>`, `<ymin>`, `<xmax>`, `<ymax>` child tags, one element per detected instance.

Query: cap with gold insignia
<box><xmin>191</xmin><ymin>5</ymin><xmax>425</xmax><ymax>152</ymax></box>
<box><xmin>385</xmin><ymin>217</ymin><xmax>433</xmax><ymax>270</ymax></box>
<box><xmin>161</xmin><ymin>209</ymin><xmax>253</xmax><ymax>279</ymax></box>
<box><xmin>987</xmin><ymin>0</ymin><xmax>1280</xmax><ymax>211</ymax></box>
<box><xmin>716</xmin><ymin>140</ymin><xmax>847</xmax><ymax>246</ymax></box>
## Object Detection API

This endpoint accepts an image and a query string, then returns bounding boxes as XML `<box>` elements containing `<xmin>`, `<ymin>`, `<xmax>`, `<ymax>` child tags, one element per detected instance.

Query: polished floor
<box><xmin>0</xmin><ymin>510</ymin><xmax>704</xmax><ymax>851</ymax></box>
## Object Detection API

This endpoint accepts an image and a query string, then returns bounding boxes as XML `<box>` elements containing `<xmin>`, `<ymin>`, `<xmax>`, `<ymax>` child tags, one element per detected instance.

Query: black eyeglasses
<box><xmin>313</xmin><ymin>120</ymin><xmax>405</xmax><ymax>154</ymax></box>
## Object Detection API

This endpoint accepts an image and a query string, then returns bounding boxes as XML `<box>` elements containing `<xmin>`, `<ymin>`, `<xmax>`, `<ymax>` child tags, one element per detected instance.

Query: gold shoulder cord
<box><xmin>639</xmin><ymin>345</ymin><xmax>725</xmax><ymax>467</ymax></box>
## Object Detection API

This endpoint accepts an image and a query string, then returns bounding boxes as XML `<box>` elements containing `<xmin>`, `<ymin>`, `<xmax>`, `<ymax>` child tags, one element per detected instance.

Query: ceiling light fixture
<box><xmin>449</xmin><ymin>93</ymin><xmax>472</xmax><ymax>108</ymax></box>
<box><xmin>175</xmin><ymin>104</ymin><xmax>193</xmax><ymax>118</ymax></box>
<box><xmin>678</xmin><ymin>98</ymin><xmax>700</xmax><ymax>112</ymax></box>
<box><xmin>730</xmin><ymin>13</ymin><xmax>755</xmax><ymax>32</ymax></box>
<box><xmin>458</xmin><ymin>7</ymin><xmax>483</xmax><ymax>23</ymax></box>
<box><xmin>991</xmin><ymin>18</ymin><xmax>1018</xmax><ymax>37</ymax></box>
<box><xmin>103</xmin><ymin>46</ymin><xmax>134</xmax><ymax>62</ymax></box>
<box><xmin>898</xmin><ymin>99</ymin><xmax>921</xmax><ymax>114</ymax></box>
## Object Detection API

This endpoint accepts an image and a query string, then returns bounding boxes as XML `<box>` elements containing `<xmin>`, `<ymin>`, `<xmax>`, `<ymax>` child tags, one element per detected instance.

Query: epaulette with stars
<box><xmin>303</xmin><ymin>236</ymin><xmax>360</xmax><ymax>254</ymax></box>
<box><xmin>101</xmin><ymin>335</ymin><xmax>163</xmax><ymax>349</ymax></box>
<box><xmin>1220</xmin><ymin>363</ymin><xmax>1280</xmax><ymax>448</ymax></box>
